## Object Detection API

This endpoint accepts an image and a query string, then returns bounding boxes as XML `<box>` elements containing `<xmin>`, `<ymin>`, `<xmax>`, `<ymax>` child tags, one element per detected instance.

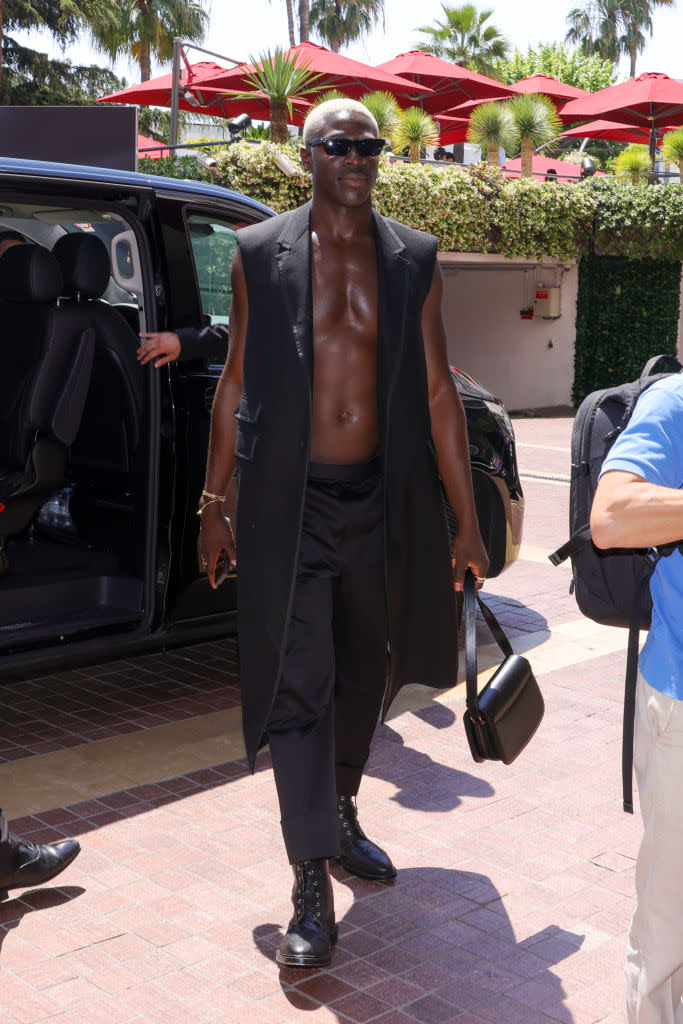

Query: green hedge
<box><xmin>141</xmin><ymin>142</ymin><xmax>683</xmax><ymax>262</ymax></box>
<box><xmin>573</xmin><ymin>256</ymin><xmax>681</xmax><ymax>405</ymax></box>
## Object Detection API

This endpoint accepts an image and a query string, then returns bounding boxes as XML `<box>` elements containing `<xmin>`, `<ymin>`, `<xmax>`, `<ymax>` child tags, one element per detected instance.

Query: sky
<box><xmin>17</xmin><ymin>0</ymin><xmax>683</xmax><ymax>85</ymax></box>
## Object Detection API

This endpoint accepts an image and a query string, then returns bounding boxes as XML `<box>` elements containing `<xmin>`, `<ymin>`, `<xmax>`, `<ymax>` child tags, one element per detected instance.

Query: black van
<box><xmin>0</xmin><ymin>156</ymin><xmax>523</xmax><ymax>681</ymax></box>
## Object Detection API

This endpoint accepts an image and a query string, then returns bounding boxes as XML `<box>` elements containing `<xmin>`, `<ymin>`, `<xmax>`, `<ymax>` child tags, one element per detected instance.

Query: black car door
<box><xmin>156</xmin><ymin>195</ymin><xmax>265</xmax><ymax>627</ymax></box>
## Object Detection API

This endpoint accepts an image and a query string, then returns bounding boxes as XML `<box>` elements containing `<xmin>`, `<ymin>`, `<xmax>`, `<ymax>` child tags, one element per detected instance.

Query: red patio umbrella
<box><xmin>374</xmin><ymin>50</ymin><xmax>514</xmax><ymax>116</ymax></box>
<box><xmin>511</xmin><ymin>74</ymin><xmax>589</xmax><ymax>104</ymax></box>
<box><xmin>137</xmin><ymin>134</ymin><xmax>170</xmax><ymax>160</ymax></box>
<box><xmin>445</xmin><ymin>75</ymin><xmax>589</xmax><ymax>121</ymax></box>
<box><xmin>560</xmin><ymin>72</ymin><xmax>683</xmax><ymax>164</ymax></box>
<box><xmin>191</xmin><ymin>41</ymin><xmax>433</xmax><ymax>104</ymax></box>
<box><xmin>433</xmin><ymin>115</ymin><xmax>469</xmax><ymax>145</ymax></box>
<box><xmin>561</xmin><ymin>119</ymin><xmax>671</xmax><ymax>146</ymax></box>
<box><xmin>99</xmin><ymin>63</ymin><xmax>311</xmax><ymax>126</ymax></box>
<box><xmin>502</xmin><ymin>154</ymin><xmax>606</xmax><ymax>181</ymax></box>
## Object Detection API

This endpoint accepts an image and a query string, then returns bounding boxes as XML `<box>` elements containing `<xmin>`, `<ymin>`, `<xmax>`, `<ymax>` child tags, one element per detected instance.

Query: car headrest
<box><xmin>0</xmin><ymin>244</ymin><xmax>63</xmax><ymax>303</ymax></box>
<box><xmin>52</xmin><ymin>233</ymin><xmax>111</xmax><ymax>300</ymax></box>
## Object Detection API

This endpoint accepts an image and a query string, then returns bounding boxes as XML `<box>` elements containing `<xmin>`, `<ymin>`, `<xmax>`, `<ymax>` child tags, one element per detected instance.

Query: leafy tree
<box><xmin>0</xmin><ymin>0</ymin><xmax>122</xmax><ymax>102</ymax></box>
<box><xmin>415</xmin><ymin>3</ymin><xmax>509</xmax><ymax>78</ymax></box>
<box><xmin>660</xmin><ymin>127</ymin><xmax>683</xmax><ymax>183</ymax></box>
<box><xmin>615</xmin><ymin>143</ymin><xmax>652</xmax><ymax>181</ymax></box>
<box><xmin>467</xmin><ymin>100</ymin><xmax>515</xmax><ymax>166</ymax></box>
<box><xmin>238</xmin><ymin>48</ymin><xmax>327</xmax><ymax>144</ymax></box>
<box><xmin>497</xmin><ymin>41</ymin><xmax>617</xmax><ymax>90</ymax></box>
<box><xmin>310</xmin><ymin>0</ymin><xmax>384</xmax><ymax>53</ymax></box>
<box><xmin>90</xmin><ymin>0</ymin><xmax>209</xmax><ymax>83</ymax></box>
<box><xmin>507</xmin><ymin>93</ymin><xmax>562</xmax><ymax>177</ymax></box>
<box><xmin>391</xmin><ymin>107</ymin><xmax>440</xmax><ymax>163</ymax></box>
<box><xmin>566</xmin><ymin>0</ymin><xmax>675</xmax><ymax>76</ymax></box>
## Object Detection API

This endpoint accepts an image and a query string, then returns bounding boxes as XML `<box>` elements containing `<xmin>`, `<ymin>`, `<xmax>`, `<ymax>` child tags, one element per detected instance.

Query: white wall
<box><xmin>439</xmin><ymin>253</ymin><xmax>579</xmax><ymax>412</ymax></box>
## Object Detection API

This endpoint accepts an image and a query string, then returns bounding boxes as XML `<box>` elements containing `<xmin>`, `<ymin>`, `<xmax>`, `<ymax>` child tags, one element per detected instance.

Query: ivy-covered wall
<box><xmin>141</xmin><ymin>144</ymin><xmax>683</xmax><ymax>404</ymax></box>
<box><xmin>573</xmin><ymin>257</ymin><xmax>681</xmax><ymax>406</ymax></box>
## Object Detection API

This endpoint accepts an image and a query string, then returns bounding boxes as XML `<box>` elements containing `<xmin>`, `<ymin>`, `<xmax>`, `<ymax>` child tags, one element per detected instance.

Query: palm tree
<box><xmin>359</xmin><ymin>91</ymin><xmax>402</xmax><ymax>140</ymax></box>
<box><xmin>91</xmin><ymin>0</ymin><xmax>208</xmax><ymax>82</ymax></box>
<box><xmin>238</xmin><ymin>49</ymin><xmax>326</xmax><ymax>144</ymax></box>
<box><xmin>415</xmin><ymin>4</ymin><xmax>509</xmax><ymax>78</ymax></box>
<box><xmin>310</xmin><ymin>0</ymin><xmax>384</xmax><ymax>54</ymax></box>
<box><xmin>467</xmin><ymin>100</ymin><xmax>515</xmax><ymax>166</ymax></box>
<box><xmin>507</xmin><ymin>93</ymin><xmax>561</xmax><ymax>178</ymax></box>
<box><xmin>566</xmin><ymin>0</ymin><xmax>621</xmax><ymax>62</ymax></box>
<box><xmin>566</xmin><ymin>0</ymin><xmax>675</xmax><ymax>75</ymax></box>
<box><xmin>615</xmin><ymin>143</ymin><xmax>652</xmax><ymax>181</ymax></box>
<box><xmin>392</xmin><ymin>107</ymin><xmax>440</xmax><ymax>163</ymax></box>
<box><xmin>661</xmin><ymin>127</ymin><xmax>683</xmax><ymax>183</ymax></box>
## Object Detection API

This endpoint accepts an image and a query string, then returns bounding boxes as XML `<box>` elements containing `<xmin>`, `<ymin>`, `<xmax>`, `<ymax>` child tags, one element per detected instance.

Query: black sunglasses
<box><xmin>309</xmin><ymin>136</ymin><xmax>386</xmax><ymax>157</ymax></box>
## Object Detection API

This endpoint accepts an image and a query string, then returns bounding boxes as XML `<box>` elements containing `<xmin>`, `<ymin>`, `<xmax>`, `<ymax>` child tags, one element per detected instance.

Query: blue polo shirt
<box><xmin>599</xmin><ymin>375</ymin><xmax>683</xmax><ymax>700</ymax></box>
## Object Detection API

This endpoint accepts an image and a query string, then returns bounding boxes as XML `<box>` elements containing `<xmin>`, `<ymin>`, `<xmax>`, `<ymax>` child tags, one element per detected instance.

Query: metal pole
<box><xmin>649</xmin><ymin>117</ymin><xmax>657</xmax><ymax>183</ymax></box>
<box><xmin>170</xmin><ymin>37</ymin><xmax>182</xmax><ymax>149</ymax></box>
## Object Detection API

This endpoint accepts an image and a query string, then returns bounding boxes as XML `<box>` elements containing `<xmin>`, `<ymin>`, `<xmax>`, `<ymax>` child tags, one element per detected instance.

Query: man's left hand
<box><xmin>452</xmin><ymin>529</ymin><xmax>490</xmax><ymax>591</ymax></box>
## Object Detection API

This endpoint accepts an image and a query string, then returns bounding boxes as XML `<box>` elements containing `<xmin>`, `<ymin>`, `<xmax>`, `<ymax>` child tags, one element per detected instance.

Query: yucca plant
<box><xmin>661</xmin><ymin>127</ymin><xmax>683</xmax><ymax>184</ymax></box>
<box><xmin>238</xmin><ymin>49</ymin><xmax>326</xmax><ymax>144</ymax></box>
<box><xmin>467</xmin><ymin>101</ymin><xmax>515</xmax><ymax>167</ymax></box>
<box><xmin>359</xmin><ymin>91</ymin><xmax>402</xmax><ymax>142</ymax></box>
<box><xmin>506</xmin><ymin>93</ymin><xmax>561</xmax><ymax>178</ymax></box>
<box><xmin>615</xmin><ymin>144</ymin><xmax>652</xmax><ymax>183</ymax></box>
<box><xmin>392</xmin><ymin>107</ymin><xmax>440</xmax><ymax>163</ymax></box>
<box><xmin>310</xmin><ymin>89</ymin><xmax>349</xmax><ymax>107</ymax></box>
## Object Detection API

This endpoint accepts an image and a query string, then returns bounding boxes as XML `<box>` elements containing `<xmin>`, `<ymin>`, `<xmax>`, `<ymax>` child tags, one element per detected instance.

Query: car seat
<box><xmin>52</xmin><ymin>233</ymin><xmax>144</xmax><ymax>475</ymax></box>
<box><xmin>0</xmin><ymin>244</ymin><xmax>95</xmax><ymax>570</ymax></box>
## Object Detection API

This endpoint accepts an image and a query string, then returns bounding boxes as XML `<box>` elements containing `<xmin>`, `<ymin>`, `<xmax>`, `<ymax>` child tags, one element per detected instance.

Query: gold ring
<box><xmin>474</xmin><ymin>576</ymin><xmax>486</xmax><ymax>582</ymax></box>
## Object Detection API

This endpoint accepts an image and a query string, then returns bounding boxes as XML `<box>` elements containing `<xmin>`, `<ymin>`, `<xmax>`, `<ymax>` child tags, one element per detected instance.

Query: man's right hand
<box><xmin>138</xmin><ymin>331</ymin><xmax>181</xmax><ymax>367</ymax></box>
<box><xmin>198</xmin><ymin>502</ymin><xmax>236</xmax><ymax>589</ymax></box>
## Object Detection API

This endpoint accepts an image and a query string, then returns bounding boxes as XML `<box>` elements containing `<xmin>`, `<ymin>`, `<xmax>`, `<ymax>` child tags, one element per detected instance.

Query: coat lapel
<box><xmin>275</xmin><ymin>201</ymin><xmax>314</xmax><ymax>391</ymax></box>
<box><xmin>372</xmin><ymin>211</ymin><xmax>412</xmax><ymax>434</ymax></box>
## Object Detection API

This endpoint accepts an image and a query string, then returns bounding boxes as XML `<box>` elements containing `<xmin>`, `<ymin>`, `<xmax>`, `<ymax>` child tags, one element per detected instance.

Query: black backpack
<box><xmin>550</xmin><ymin>354</ymin><xmax>683</xmax><ymax>813</ymax></box>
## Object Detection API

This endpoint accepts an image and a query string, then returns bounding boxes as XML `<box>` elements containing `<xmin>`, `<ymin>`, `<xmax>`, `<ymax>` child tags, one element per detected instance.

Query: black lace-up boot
<box><xmin>336</xmin><ymin>794</ymin><xmax>396</xmax><ymax>881</ymax></box>
<box><xmin>0</xmin><ymin>809</ymin><xmax>80</xmax><ymax>901</ymax></box>
<box><xmin>276</xmin><ymin>858</ymin><xmax>338</xmax><ymax>967</ymax></box>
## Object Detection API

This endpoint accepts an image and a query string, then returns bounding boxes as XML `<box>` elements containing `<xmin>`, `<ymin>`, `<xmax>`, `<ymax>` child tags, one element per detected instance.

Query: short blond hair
<box><xmin>302</xmin><ymin>99</ymin><xmax>379</xmax><ymax>147</ymax></box>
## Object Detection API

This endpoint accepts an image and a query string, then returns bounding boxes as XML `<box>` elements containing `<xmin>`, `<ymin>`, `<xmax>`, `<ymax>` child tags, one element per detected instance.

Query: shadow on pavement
<box><xmin>253</xmin><ymin>866</ymin><xmax>580</xmax><ymax>1022</ymax></box>
<box><xmin>0</xmin><ymin>885</ymin><xmax>85</xmax><ymax>953</ymax></box>
<box><xmin>370</xmin><ymin>714</ymin><xmax>495</xmax><ymax>812</ymax></box>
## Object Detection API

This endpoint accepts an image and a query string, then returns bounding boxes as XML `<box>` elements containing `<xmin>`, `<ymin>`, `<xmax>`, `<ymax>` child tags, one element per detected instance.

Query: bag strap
<box><xmin>622</xmin><ymin>551</ymin><xmax>661</xmax><ymax>813</ymax></box>
<box><xmin>464</xmin><ymin>570</ymin><xmax>514</xmax><ymax>720</ymax></box>
<box><xmin>640</xmin><ymin>353</ymin><xmax>683</xmax><ymax>382</ymax></box>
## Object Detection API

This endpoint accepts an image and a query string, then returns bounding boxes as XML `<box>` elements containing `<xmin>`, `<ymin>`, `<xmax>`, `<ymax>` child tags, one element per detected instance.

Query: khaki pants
<box><xmin>626</xmin><ymin>672</ymin><xmax>683</xmax><ymax>1023</ymax></box>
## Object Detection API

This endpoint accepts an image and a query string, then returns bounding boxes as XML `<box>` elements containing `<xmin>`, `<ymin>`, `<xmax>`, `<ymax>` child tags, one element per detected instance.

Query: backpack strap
<box><xmin>622</xmin><ymin>606</ymin><xmax>641</xmax><ymax>814</ymax></box>
<box><xmin>640</xmin><ymin>354</ymin><xmax>683</xmax><ymax>382</ymax></box>
<box><xmin>549</xmin><ymin>525</ymin><xmax>591</xmax><ymax>567</ymax></box>
<box><xmin>622</xmin><ymin>549</ymin><xmax>666</xmax><ymax>813</ymax></box>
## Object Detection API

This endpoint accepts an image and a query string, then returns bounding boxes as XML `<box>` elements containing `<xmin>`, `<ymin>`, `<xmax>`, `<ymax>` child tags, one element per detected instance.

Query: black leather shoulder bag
<box><xmin>463</xmin><ymin>570</ymin><xmax>544</xmax><ymax>765</ymax></box>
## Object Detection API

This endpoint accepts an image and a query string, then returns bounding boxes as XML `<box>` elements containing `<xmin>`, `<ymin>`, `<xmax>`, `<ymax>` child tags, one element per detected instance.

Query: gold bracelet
<box><xmin>201</xmin><ymin>489</ymin><xmax>226</xmax><ymax>501</ymax></box>
<box><xmin>197</xmin><ymin>498</ymin><xmax>223</xmax><ymax>516</ymax></box>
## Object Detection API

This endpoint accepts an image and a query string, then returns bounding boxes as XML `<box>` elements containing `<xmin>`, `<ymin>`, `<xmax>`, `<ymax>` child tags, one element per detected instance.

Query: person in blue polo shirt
<box><xmin>591</xmin><ymin>373</ymin><xmax>683</xmax><ymax>1024</ymax></box>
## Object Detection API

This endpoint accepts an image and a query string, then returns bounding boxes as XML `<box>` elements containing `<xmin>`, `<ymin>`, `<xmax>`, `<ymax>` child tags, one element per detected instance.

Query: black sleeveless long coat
<box><xmin>235</xmin><ymin>202</ymin><xmax>458</xmax><ymax>770</ymax></box>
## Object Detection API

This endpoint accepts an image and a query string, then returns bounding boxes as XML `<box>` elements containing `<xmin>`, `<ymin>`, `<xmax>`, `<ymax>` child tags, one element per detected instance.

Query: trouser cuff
<box><xmin>281</xmin><ymin>808</ymin><xmax>340</xmax><ymax>865</ymax></box>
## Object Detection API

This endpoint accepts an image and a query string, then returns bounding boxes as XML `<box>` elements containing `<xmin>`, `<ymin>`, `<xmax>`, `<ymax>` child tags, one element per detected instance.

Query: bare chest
<box><xmin>310</xmin><ymin>236</ymin><xmax>378</xmax><ymax>341</ymax></box>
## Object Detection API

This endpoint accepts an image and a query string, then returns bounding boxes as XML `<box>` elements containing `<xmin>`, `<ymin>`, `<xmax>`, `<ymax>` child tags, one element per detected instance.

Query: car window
<box><xmin>186</xmin><ymin>213</ymin><xmax>237</xmax><ymax>327</ymax></box>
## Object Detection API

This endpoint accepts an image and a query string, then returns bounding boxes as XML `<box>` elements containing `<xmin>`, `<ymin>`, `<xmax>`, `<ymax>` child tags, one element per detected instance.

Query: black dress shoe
<box><xmin>0</xmin><ymin>809</ymin><xmax>81</xmax><ymax>901</ymax></box>
<box><xmin>336</xmin><ymin>794</ymin><xmax>396</xmax><ymax>881</ymax></box>
<box><xmin>276</xmin><ymin>858</ymin><xmax>338</xmax><ymax>968</ymax></box>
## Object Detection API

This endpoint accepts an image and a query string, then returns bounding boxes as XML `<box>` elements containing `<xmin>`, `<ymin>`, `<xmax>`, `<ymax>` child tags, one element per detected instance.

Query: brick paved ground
<box><xmin>0</xmin><ymin>415</ymin><xmax>641</xmax><ymax>1024</ymax></box>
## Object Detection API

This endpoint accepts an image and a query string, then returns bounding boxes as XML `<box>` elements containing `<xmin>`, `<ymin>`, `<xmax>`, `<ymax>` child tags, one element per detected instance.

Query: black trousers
<box><xmin>267</xmin><ymin>458</ymin><xmax>389</xmax><ymax>864</ymax></box>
